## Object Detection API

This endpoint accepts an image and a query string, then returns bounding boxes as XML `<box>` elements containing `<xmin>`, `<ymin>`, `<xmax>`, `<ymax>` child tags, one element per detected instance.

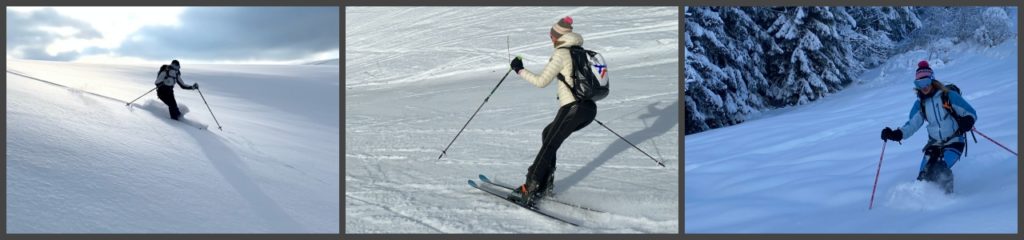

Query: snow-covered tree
<box><xmin>685</xmin><ymin>7</ymin><xmax>773</xmax><ymax>134</ymax></box>
<box><xmin>684</xmin><ymin>6</ymin><xmax>1013</xmax><ymax>135</ymax></box>
<box><xmin>765</xmin><ymin>7</ymin><xmax>859</xmax><ymax>105</ymax></box>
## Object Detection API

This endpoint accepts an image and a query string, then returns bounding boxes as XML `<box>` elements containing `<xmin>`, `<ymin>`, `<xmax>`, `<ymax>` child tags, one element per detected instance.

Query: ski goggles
<box><xmin>914</xmin><ymin>76</ymin><xmax>933</xmax><ymax>89</ymax></box>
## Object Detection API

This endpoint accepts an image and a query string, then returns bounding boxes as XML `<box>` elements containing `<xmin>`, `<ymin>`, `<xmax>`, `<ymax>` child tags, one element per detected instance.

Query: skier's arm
<box><xmin>947</xmin><ymin>92</ymin><xmax>977</xmax><ymax>121</ymax></box>
<box><xmin>518</xmin><ymin>50</ymin><xmax>567</xmax><ymax>88</ymax></box>
<box><xmin>176</xmin><ymin>74</ymin><xmax>196</xmax><ymax>90</ymax></box>
<box><xmin>898</xmin><ymin>100</ymin><xmax>925</xmax><ymax>140</ymax></box>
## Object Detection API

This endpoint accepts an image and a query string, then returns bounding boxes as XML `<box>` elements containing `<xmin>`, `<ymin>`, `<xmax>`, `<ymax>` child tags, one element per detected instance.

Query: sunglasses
<box><xmin>915</xmin><ymin>76</ymin><xmax>933</xmax><ymax>89</ymax></box>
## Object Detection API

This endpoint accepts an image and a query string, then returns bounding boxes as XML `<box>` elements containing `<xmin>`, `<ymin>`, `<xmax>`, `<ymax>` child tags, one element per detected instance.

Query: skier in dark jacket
<box><xmin>880</xmin><ymin>61</ymin><xmax>977</xmax><ymax>194</ymax></box>
<box><xmin>507</xmin><ymin>16</ymin><xmax>597</xmax><ymax>206</ymax></box>
<box><xmin>154</xmin><ymin>60</ymin><xmax>198</xmax><ymax>120</ymax></box>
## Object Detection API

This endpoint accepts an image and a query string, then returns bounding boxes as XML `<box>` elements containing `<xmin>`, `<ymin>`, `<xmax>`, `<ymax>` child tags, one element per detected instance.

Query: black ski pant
<box><xmin>156</xmin><ymin>85</ymin><xmax>181</xmax><ymax>120</ymax></box>
<box><xmin>525</xmin><ymin>99</ymin><xmax>597</xmax><ymax>189</ymax></box>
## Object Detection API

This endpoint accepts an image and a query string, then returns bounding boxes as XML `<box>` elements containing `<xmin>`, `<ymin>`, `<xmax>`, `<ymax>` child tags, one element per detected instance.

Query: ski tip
<box><xmin>467</xmin><ymin>180</ymin><xmax>477</xmax><ymax>188</ymax></box>
<box><xmin>478</xmin><ymin>174</ymin><xmax>490</xmax><ymax>183</ymax></box>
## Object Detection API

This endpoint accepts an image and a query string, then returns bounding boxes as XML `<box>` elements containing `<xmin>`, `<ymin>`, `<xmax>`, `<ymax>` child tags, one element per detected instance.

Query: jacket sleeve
<box><xmin>899</xmin><ymin>100</ymin><xmax>925</xmax><ymax>140</ymax></box>
<box><xmin>947</xmin><ymin>91</ymin><xmax>977</xmax><ymax>121</ymax></box>
<box><xmin>176</xmin><ymin>71</ymin><xmax>196</xmax><ymax>90</ymax></box>
<box><xmin>518</xmin><ymin>50</ymin><xmax>567</xmax><ymax>88</ymax></box>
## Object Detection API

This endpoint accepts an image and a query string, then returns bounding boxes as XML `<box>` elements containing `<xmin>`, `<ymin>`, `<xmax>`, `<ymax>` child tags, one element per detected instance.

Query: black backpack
<box><xmin>557</xmin><ymin>46</ymin><xmax>609</xmax><ymax>101</ymax></box>
<box><xmin>158</xmin><ymin>64</ymin><xmax>169</xmax><ymax>76</ymax></box>
<box><xmin>156</xmin><ymin>64</ymin><xmax>180</xmax><ymax>85</ymax></box>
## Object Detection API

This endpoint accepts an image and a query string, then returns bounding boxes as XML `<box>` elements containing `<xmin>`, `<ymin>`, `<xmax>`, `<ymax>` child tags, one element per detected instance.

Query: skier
<box><xmin>880</xmin><ymin>60</ymin><xmax>977</xmax><ymax>194</ymax></box>
<box><xmin>507</xmin><ymin>16</ymin><xmax>597</xmax><ymax>205</ymax></box>
<box><xmin>154</xmin><ymin>60</ymin><xmax>199</xmax><ymax>120</ymax></box>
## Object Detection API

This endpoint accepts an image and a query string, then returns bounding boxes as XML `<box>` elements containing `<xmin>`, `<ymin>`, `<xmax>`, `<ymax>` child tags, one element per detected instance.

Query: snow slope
<box><xmin>6</xmin><ymin>59</ymin><xmax>339</xmax><ymax>233</ymax></box>
<box><xmin>685</xmin><ymin>40</ymin><xmax>1018</xmax><ymax>233</ymax></box>
<box><xmin>345</xmin><ymin>7</ymin><xmax>679</xmax><ymax>233</ymax></box>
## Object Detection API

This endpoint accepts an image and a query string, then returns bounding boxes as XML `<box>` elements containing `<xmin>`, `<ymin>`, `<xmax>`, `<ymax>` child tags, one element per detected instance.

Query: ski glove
<box><xmin>881</xmin><ymin>127</ymin><xmax>903</xmax><ymax>142</ymax></box>
<box><xmin>510</xmin><ymin>57</ymin><xmax>524</xmax><ymax>73</ymax></box>
<box><xmin>192</xmin><ymin>83</ymin><xmax>199</xmax><ymax>90</ymax></box>
<box><xmin>954</xmin><ymin>116</ymin><xmax>975</xmax><ymax>136</ymax></box>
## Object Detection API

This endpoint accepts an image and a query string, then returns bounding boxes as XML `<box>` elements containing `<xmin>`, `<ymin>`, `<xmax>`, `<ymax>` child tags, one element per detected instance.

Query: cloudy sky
<box><xmin>6</xmin><ymin>7</ymin><xmax>339</xmax><ymax>64</ymax></box>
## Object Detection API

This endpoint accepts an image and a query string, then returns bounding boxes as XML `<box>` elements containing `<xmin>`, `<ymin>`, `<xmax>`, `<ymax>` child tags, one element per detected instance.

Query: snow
<box><xmin>6</xmin><ymin>59</ymin><xmax>340</xmax><ymax>233</ymax></box>
<box><xmin>685</xmin><ymin>39</ymin><xmax>1018</xmax><ymax>233</ymax></box>
<box><xmin>345</xmin><ymin>7</ymin><xmax>678</xmax><ymax>233</ymax></box>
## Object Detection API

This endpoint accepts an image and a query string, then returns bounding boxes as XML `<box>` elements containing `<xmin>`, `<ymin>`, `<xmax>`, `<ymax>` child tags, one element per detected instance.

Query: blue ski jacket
<box><xmin>898</xmin><ymin>88</ymin><xmax>977</xmax><ymax>145</ymax></box>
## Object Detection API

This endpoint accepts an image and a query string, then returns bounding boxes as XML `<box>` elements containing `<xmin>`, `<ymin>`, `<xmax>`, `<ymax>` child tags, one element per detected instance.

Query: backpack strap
<box><xmin>556</xmin><ymin>46</ymin><xmax>582</xmax><ymax>101</ymax></box>
<box><xmin>557</xmin><ymin>74</ymin><xmax>579</xmax><ymax>101</ymax></box>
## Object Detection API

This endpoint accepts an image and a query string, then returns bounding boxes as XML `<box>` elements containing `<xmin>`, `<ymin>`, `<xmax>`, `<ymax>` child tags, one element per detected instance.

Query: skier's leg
<box><xmin>515</xmin><ymin>103</ymin><xmax>575</xmax><ymax>203</ymax></box>
<box><xmin>937</xmin><ymin>143</ymin><xmax>964</xmax><ymax>194</ymax></box>
<box><xmin>156</xmin><ymin>86</ymin><xmax>181</xmax><ymax>120</ymax></box>
<box><xmin>916</xmin><ymin>154</ymin><xmax>928</xmax><ymax>181</ymax></box>
<box><xmin>166</xmin><ymin>90</ymin><xmax>181</xmax><ymax>120</ymax></box>
<box><xmin>527</xmin><ymin>113</ymin><xmax>566</xmax><ymax>184</ymax></box>
<box><xmin>942</xmin><ymin>142</ymin><xmax>965</xmax><ymax>168</ymax></box>
<box><xmin>571</xmin><ymin>100</ymin><xmax>597</xmax><ymax>131</ymax></box>
<box><xmin>542</xmin><ymin>100</ymin><xmax>596</xmax><ymax>196</ymax></box>
<box><xmin>527</xmin><ymin>103</ymin><xmax>576</xmax><ymax>186</ymax></box>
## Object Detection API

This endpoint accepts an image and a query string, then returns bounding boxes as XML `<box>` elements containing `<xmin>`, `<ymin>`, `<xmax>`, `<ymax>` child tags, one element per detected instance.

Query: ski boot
<box><xmin>919</xmin><ymin>159</ymin><xmax>954</xmax><ymax>194</ymax></box>
<box><xmin>543</xmin><ymin>173</ymin><xmax>555</xmax><ymax>197</ymax></box>
<box><xmin>931</xmin><ymin>161</ymin><xmax>954</xmax><ymax>194</ymax></box>
<box><xmin>508</xmin><ymin>178</ymin><xmax>543</xmax><ymax>207</ymax></box>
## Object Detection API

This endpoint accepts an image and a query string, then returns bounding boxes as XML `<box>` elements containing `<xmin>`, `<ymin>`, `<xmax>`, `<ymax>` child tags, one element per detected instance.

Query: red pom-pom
<box><xmin>918</xmin><ymin>60</ymin><xmax>929</xmax><ymax>68</ymax></box>
<box><xmin>563</xmin><ymin>16</ymin><xmax>573</xmax><ymax>25</ymax></box>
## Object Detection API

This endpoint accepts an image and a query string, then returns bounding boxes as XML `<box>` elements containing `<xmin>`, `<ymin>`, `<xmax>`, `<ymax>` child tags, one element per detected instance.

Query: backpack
<box><xmin>156</xmin><ymin>64</ymin><xmax>179</xmax><ymax>86</ymax></box>
<box><xmin>556</xmin><ymin>46</ymin><xmax>609</xmax><ymax>101</ymax></box>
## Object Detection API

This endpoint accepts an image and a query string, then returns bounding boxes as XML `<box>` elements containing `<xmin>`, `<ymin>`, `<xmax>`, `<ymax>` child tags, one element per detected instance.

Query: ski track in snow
<box><xmin>685</xmin><ymin>40</ymin><xmax>1018</xmax><ymax>233</ymax></box>
<box><xmin>346</xmin><ymin>7</ymin><xmax>679</xmax><ymax>233</ymax></box>
<box><xmin>6</xmin><ymin>59</ymin><xmax>339</xmax><ymax>233</ymax></box>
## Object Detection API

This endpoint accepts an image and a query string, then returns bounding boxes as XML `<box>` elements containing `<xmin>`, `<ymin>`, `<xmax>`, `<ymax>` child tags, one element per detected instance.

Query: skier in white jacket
<box><xmin>508</xmin><ymin>16</ymin><xmax>597</xmax><ymax>206</ymax></box>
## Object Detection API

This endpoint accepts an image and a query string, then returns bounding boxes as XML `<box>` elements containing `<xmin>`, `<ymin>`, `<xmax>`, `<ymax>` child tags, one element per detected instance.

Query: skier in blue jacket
<box><xmin>880</xmin><ymin>61</ymin><xmax>977</xmax><ymax>194</ymax></box>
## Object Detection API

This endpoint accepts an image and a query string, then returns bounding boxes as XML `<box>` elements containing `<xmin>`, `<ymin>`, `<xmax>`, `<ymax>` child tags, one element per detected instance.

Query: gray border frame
<box><xmin>3</xmin><ymin>1</ymin><xmax>341</xmax><ymax>240</ymax></box>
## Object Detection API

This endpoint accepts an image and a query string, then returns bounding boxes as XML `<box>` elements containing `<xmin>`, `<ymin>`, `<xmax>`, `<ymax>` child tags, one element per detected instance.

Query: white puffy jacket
<box><xmin>518</xmin><ymin>32</ymin><xmax>584</xmax><ymax>107</ymax></box>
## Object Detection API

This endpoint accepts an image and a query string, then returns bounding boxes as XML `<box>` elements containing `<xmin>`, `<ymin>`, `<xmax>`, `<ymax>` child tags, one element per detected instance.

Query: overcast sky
<box><xmin>6</xmin><ymin>7</ymin><xmax>339</xmax><ymax>64</ymax></box>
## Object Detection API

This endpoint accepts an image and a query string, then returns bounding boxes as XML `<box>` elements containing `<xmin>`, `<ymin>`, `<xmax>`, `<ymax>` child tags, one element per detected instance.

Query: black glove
<box><xmin>954</xmin><ymin>116</ymin><xmax>974</xmax><ymax>135</ymax></box>
<box><xmin>881</xmin><ymin>127</ymin><xmax>903</xmax><ymax>142</ymax></box>
<box><xmin>192</xmin><ymin>83</ymin><xmax>199</xmax><ymax>90</ymax></box>
<box><xmin>510</xmin><ymin>57</ymin><xmax>524</xmax><ymax>73</ymax></box>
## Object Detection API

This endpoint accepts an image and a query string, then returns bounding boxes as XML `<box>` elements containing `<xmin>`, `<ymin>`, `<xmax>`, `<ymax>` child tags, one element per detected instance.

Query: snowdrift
<box><xmin>6</xmin><ymin>59</ymin><xmax>340</xmax><ymax>233</ymax></box>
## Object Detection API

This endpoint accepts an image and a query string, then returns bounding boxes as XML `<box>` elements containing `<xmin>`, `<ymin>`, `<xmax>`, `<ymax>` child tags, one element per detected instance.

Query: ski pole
<box><xmin>972</xmin><ymin>127</ymin><xmax>1017</xmax><ymax>156</ymax></box>
<box><xmin>126</xmin><ymin>87</ymin><xmax>157</xmax><ymax>106</ymax></box>
<box><xmin>869</xmin><ymin>140</ymin><xmax>887</xmax><ymax>210</ymax></box>
<box><xmin>438</xmin><ymin>68</ymin><xmax>514</xmax><ymax>160</ymax></box>
<box><xmin>593</xmin><ymin>119</ymin><xmax>666</xmax><ymax>167</ymax></box>
<box><xmin>196</xmin><ymin>87</ymin><xmax>223</xmax><ymax>131</ymax></box>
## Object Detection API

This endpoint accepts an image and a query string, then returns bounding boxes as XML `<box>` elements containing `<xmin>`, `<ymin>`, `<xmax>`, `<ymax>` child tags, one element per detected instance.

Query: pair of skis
<box><xmin>467</xmin><ymin>174</ymin><xmax>604</xmax><ymax>227</ymax></box>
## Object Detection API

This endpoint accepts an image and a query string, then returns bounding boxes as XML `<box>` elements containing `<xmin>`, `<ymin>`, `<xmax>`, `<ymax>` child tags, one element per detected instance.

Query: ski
<box><xmin>467</xmin><ymin>180</ymin><xmax>581</xmax><ymax>227</ymax></box>
<box><xmin>478</xmin><ymin>174</ymin><xmax>606</xmax><ymax>213</ymax></box>
<box><xmin>177</xmin><ymin>118</ymin><xmax>208</xmax><ymax>130</ymax></box>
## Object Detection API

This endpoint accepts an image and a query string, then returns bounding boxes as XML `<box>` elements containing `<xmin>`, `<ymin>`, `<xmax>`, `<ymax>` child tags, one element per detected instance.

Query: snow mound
<box><xmin>7</xmin><ymin>58</ymin><xmax>339</xmax><ymax>233</ymax></box>
<box><xmin>884</xmin><ymin>181</ymin><xmax>957</xmax><ymax>211</ymax></box>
